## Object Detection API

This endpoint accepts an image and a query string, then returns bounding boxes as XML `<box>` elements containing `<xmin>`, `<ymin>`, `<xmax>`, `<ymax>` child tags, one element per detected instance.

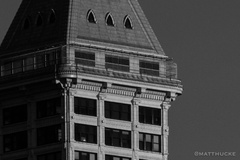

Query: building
<box><xmin>0</xmin><ymin>0</ymin><xmax>182</xmax><ymax>160</ymax></box>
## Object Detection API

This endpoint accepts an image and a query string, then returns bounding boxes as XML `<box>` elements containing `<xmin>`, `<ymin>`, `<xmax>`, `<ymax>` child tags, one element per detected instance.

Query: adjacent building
<box><xmin>0</xmin><ymin>0</ymin><xmax>182</xmax><ymax>160</ymax></box>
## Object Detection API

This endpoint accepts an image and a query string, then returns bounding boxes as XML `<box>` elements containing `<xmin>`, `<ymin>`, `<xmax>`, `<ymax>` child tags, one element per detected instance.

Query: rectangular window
<box><xmin>75</xmin><ymin>151</ymin><xmax>97</xmax><ymax>160</ymax></box>
<box><xmin>105</xmin><ymin>101</ymin><xmax>131</xmax><ymax>121</ymax></box>
<box><xmin>105</xmin><ymin>128</ymin><xmax>131</xmax><ymax>148</ymax></box>
<box><xmin>45</xmin><ymin>53</ymin><xmax>56</xmax><ymax>66</ymax></box>
<box><xmin>37</xmin><ymin>152</ymin><xmax>61</xmax><ymax>160</ymax></box>
<box><xmin>74</xmin><ymin>97</ymin><xmax>97</xmax><ymax>116</ymax></box>
<box><xmin>1</xmin><ymin>62</ymin><xmax>12</xmax><ymax>76</ymax></box>
<box><xmin>139</xmin><ymin>133</ymin><xmax>161</xmax><ymax>152</ymax></box>
<box><xmin>105</xmin><ymin>155</ymin><xmax>131</xmax><ymax>160</ymax></box>
<box><xmin>139</xmin><ymin>106</ymin><xmax>161</xmax><ymax>125</ymax></box>
<box><xmin>37</xmin><ymin>124</ymin><xmax>62</xmax><ymax>146</ymax></box>
<box><xmin>105</xmin><ymin>55</ymin><xmax>129</xmax><ymax>72</ymax></box>
<box><xmin>75</xmin><ymin>51</ymin><xmax>95</xmax><ymax>67</ymax></box>
<box><xmin>13</xmin><ymin>59</ymin><xmax>23</xmax><ymax>73</ymax></box>
<box><xmin>3</xmin><ymin>131</ymin><xmax>28</xmax><ymax>152</ymax></box>
<box><xmin>24</xmin><ymin>57</ymin><xmax>34</xmax><ymax>71</ymax></box>
<box><xmin>140</xmin><ymin>61</ymin><xmax>159</xmax><ymax>76</ymax></box>
<box><xmin>3</xmin><ymin>104</ymin><xmax>28</xmax><ymax>125</ymax></box>
<box><xmin>75</xmin><ymin>124</ymin><xmax>97</xmax><ymax>144</ymax></box>
<box><xmin>36</xmin><ymin>54</ymin><xmax>45</xmax><ymax>68</ymax></box>
<box><xmin>37</xmin><ymin>97</ymin><xmax>61</xmax><ymax>118</ymax></box>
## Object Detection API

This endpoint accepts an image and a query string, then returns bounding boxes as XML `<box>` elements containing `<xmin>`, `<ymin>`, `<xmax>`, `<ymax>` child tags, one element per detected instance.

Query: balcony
<box><xmin>0</xmin><ymin>48</ymin><xmax>181</xmax><ymax>88</ymax></box>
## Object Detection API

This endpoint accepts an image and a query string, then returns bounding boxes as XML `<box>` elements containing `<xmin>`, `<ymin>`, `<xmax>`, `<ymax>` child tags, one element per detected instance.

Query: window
<box><xmin>124</xmin><ymin>16</ymin><xmax>133</xmax><ymax>29</ymax></box>
<box><xmin>24</xmin><ymin>57</ymin><xmax>34</xmax><ymax>71</ymax></box>
<box><xmin>37</xmin><ymin>97</ymin><xmax>61</xmax><ymax>118</ymax></box>
<box><xmin>74</xmin><ymin>97</ymin><xmax>97</xmax><ymax>116</ymax></box>
<box><xmin>139</xmin><ymin>133</ymin><xmax>161</xmax><ymax>152</ymax></box>
<box><xmin>140</xmin><ymin>60</ymin><xmax>159</xmax><ymax>76</ymax></box>
<box><xmin>75</xmin><ymin>151</ymin><xmax>97</xmax><ymax>160</ymax></box>
<box><xmin>106</xmin><ymin>155</ymin><xmax>131</xmax><ymax>160</ymax></box>
<box><xmin>36</xmin><ymin>14</ymin><xmax>43</xmax><ymax>27</ymax></box>
<box><xmin>87</xmin><ymin>10</ymin><xmax>96</xmax><ymax>23</ymax></box>
<box><xmin>139</xmin><ymin>106</ymin><xmax>161</xmax><ymax>125</ymax></box>
<box><xmin>105</xmin><ymin>101</ymin><xmax>131</xmax><ymax>121</ymax></box>
<box><xmin>106</xmin><ymin>13</ymin><xmax>114</xmax><ymax>26</ymax></box>
<box><xmin>75</xmin><ymin>124</ymin><xmax>97</xmax><ymax>144</ymax></box>
<box><xmin>3</xmin><ymin>131</ymin><xmax>28</xmax><ymax>152</ymax></box>
<box><xmin>37</xmin><ymin>124</ymin><xmax>62</xmax><ymax>146</ymax></box>
<box><xmin>37</xmin><ymin>152</ymin><xmax>61</xmax><ymax>160</ymax></box>
<box><xmin>1</xmin><ymin>62</ymin><xmax>12</xmax><ymax>76</ymax></box>
<box><xmin>105</xmin><ymin>55</ymin><xmax>129</xmax><ymax>72</ymax></box>
<box><xmin>105</xmin><ymin>128</ymin><xmax>131</xmax><ymax>148</ymax></box>
<box><xmin>75</xmin><ymin>51</ymin><xmax>95</xmax><ymax>67</ymax></box>
<box><xmin>23</xmin><ymin>18</ymin><xmax>30</xmax><ymax>30</ymax></box>
<box><xmin>3</xmin><ymin>104</ymin><xmax>27</xmax><ymax>125</ymax></box>
<box><xmin>13</xmin><ymin>59</ymin><xmax>23</xmax><ymax>74</ymax></box>
<box><xmin>49</xmin><ymin>9</ymin><xmax>56</xmax><ymax>24</ymax></box>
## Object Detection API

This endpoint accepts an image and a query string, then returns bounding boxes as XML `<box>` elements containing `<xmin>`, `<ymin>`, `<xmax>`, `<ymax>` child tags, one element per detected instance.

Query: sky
<box><xmin>1</xmin><ymin>0</ymin><xmax>240</xmax><ymax>160</ymax></box>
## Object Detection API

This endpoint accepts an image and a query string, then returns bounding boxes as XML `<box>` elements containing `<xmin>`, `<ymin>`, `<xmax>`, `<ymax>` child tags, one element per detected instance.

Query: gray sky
<box><xmin>1</xmin><ymin>0</ymin><xmax>240</xmax><ymax>160</ymax></box>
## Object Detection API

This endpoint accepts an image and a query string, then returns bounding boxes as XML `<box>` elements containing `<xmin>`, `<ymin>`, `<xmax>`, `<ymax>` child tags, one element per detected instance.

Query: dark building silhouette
<box><xmin>0</xmin><ymin>0</ymin><xmax>182</xmax><ymax>160</ymax></box>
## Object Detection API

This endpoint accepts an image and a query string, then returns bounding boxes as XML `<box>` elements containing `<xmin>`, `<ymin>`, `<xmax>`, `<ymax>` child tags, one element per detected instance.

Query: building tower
<box><xmin>0</xmin><ymin>0</ymin><xmax>182</xmax><ymax>160</ymax></box>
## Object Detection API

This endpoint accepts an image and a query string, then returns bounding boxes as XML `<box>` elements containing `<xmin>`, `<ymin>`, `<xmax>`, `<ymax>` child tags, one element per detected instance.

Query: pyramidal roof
<box><xmin>0</xmin><ymin>0</ymin><xmax>165</xmax><ymax>56</ymax></box>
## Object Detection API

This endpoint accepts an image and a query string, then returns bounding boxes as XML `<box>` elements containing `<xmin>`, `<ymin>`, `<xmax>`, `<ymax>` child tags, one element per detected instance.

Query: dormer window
<box><xmin>124</xmin><ymin>16</ymin><xmax>133</xmax><ymax>29</ymax></box>
<box><xmin>36</xmin><ymin>13</ymin><xmax>43</xmax><ymax>27</ymax></box>
<box><xmin>87</xmin><ymin>10</ymin><xmax>96</xmax><ymax>23</ymax></box>
<box><xmin>22</xmin><ymin>18</ymin><xmax>30</xmax><ymax>30</ymax></box>
<box><xmin>106</xmin><ymin>13</ymin><xmax>114</xmax><ymax>26</ymax></box>
<box><xmin>49</xmin><ymin>9</ymin><xmax>56</xmax><ymax>24</ymax></box>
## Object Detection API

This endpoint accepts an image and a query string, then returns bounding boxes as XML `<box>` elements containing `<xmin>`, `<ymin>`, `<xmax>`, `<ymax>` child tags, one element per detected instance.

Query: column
<box><xmin>132</xmin><ymin>98</ymin><xmax>141</xmax><ymax>160</ymax></box>
<box><xmin>162</xmin><ymin>102</ymin><xmax>171</xmax><ymax>160</ymax></box>
<box><xmin>98</xmin><ymin>93</ymin><xmax>106</xmax><ymax>160</ymax></box>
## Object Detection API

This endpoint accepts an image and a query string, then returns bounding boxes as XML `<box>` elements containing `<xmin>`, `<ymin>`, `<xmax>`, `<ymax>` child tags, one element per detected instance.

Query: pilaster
<box><xmin>162</xmin><ymin>102</ymin><xmax>171</xmax><ymax>158</ymax></box>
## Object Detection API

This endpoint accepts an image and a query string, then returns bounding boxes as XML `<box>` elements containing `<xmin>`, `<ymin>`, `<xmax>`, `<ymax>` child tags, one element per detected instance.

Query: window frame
<box><xmin>105</xmin><ymin>101</ymin><xmax>131</xmax><ymax>121</ymax></box>
<box><xmin>75</xmin><ymin>51</ymin><xmax>95</xmax><ymax>67</ymax></box>
<box><xmin>36</xmin><ymin>97</ymin><xmax>61</xmax><ymax>119</ymax></box>
<box><xmin>105</xmin><ymin>55</ymin><xmax>130</xmax><ymax>72</ymax></box>
<box><xmin>37</xmin><ymin>124</ymin><xmax>62</xmax><ymax>146</ymax></box>
<box><xmin>75</xmin><ymin>123</ymin><xmax>97</xmax><ymax>144</ymax></box>
<box><xmin>74</xmin><ymin>97</ymin><xmax>97</xmax><ymax>116</ymax></box>
<box><xmin>139</xmin><ymin>60</ymin><xmax>159</xmax><ymax>76</ymax></box>
<box><xmin>3</xmin><ymin>131</ymin><xmax>28</xmax><ymax>152</ymax></box>
<box><xmin>75</xmin><ymin>150</ymin><xmax>97</xmax><ymax>160</ymax></box>
<box><xmin>139</xmin><ymin>133</ymin><xmax>161</xmax><ymax>152</ymax></box>
<box><xmin>3</xmin><ymin>104</ymin><xmax>28</xmax><ymax>125</ymax></box>
<box><xmin>139</xmin><ymin>106</ymin><xmax>161</xmax><ymax>125</ymax></box>
<box><xmin>105</xmin><ymin>155</ymin><xmax>131</xmax><ymax>160</ymax></box>
<box><xmin>105</xmin><ymin>128</ymin><xmax>131</xmax><ymax>148</ymax></box>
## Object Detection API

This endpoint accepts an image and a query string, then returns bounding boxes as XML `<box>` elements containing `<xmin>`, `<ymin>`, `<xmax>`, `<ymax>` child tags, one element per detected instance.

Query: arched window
<box><xmin>87</xmin><ymin>10</ymin><xmax>96</xmax><ymax>23</ymax></box>
<box><xmin>124</xmin><ymin>16</ymin><xmax>133</xmax><ymax>29</ymax></box>
<box><xmin>49</xmin><ymin>9</ymin><xmax>56</xmax><ymax>24</ymax></box>
<box><xmin>22</xmin><ymin>18</ymin><xmax>30</xmax><ymax>30</ymax></box>
<box><xmin>105</xmin><ymin>12</ymin><xmax>114</xmax><ymax>26</ymax></box>
<box><xmin>36</xmin><ymin>13</ymin><xmax>43</xmax><ymax>27</ymax></box>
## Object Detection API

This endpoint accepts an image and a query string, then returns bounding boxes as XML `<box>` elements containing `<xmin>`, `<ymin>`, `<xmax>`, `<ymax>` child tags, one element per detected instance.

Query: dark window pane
<box><xmin>37</xmin><ymin>97</ymin><xmax>61</xmax><ymax>118</ymax></box>
<box><xmin>105</xmin><ymin>155</ymin><xmax>131</xmax><ymax>160</ymax></box>
<box><xmin>75</xmin><ymin>124</ymin><xmax>97</xmax><ymax>144</ymax></box>
<box><xmin>37</xmin><ymin>152</ymin><xmax>61</xmax><ymax>160</ymax></box>
<box><xmin>75</xmin><ymin>51</ymin><xmax>95</xmax><ymax>67</ymax></box>
<box><xmin>75</xmin><ymin>151</ymin><xmax>96</xmax><ymax>160</ymax></box>
<box><xmin>3</xmin><ymin>131</ymin><xmax>28</xmax><ymax>152</ymax></box>
<box><xmin>105</xmin><ymin>55</ymin><xmax>129</xmax><ymax>72</ymax></box>
<box><xmin>3</xmin><ymin>104</ymin><xmax>27</xmax><ymax>125</ymax></box>
<box><xmin>104</xmin><ymin>101</ymin><xmax>131</xmax><ymax>121</ymax></box>
<box><xmin>140</xmin><ymin>61</ymin><xmax>159</xmax><ymax>76</ymax></box>
<box><xmin>105</xmin><ymin>128</ymin><xmax>131</xmax><ymax>148</ymax></box>
<box><xmin>139</xmin><ymin>106</ymin><xmax>161</xmax><ymax>125</ymax></box>
<box><xmin>74</xmin><ymin>97</ymin><xmax>97</xmax><ymax>116</ymax></box>
<box><xmin>37</xmin><ymin>124</ymin><xmax>62</xmax><ymax>146</ymax></box>
<box><xmin>139</xmin><ymin>133</ymin><xmax>161</xmax><ymax>153</ymax></box>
